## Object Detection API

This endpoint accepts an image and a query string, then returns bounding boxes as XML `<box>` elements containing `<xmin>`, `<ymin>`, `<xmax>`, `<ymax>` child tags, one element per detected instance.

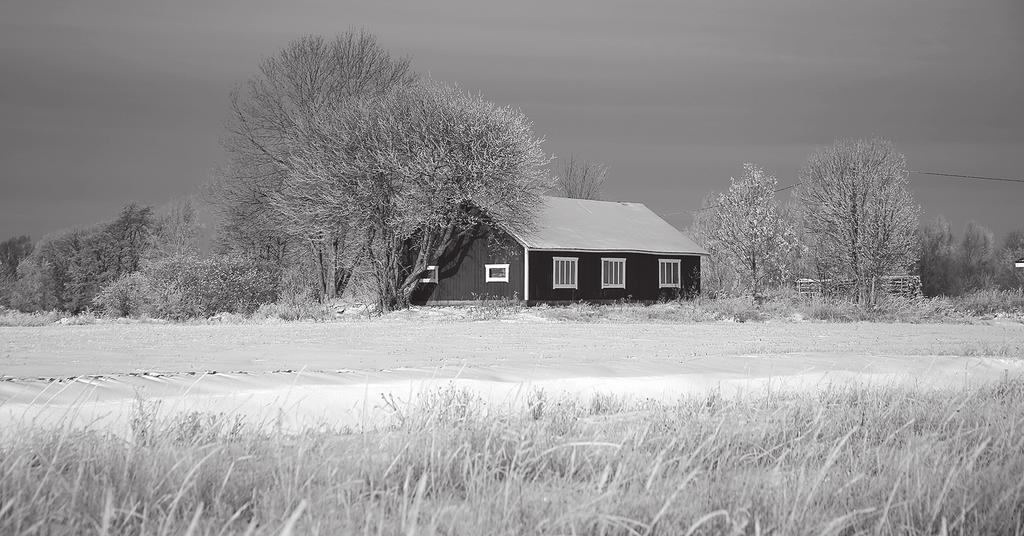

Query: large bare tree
<box><xmin>694</xmin><ymin>163</ymin><xmax>799</xmax><ymax>298</ymax></box>
<box><xmin>795</xmin><ymin>138</ymin><xmax>919</xmax><ymax>302</ymax></box>
<box><xmin>210</xmin><ymin>32</ymin><xmax>416</xmax><ymax>301</ymax></box>
<box><xmin>554</xmin><ymin>154</ymin><xmax>607</xmax><ymax>200</ymax></box>
<box><xmin>283</xmin><ymin>82</ymin><xmax>551</xmax><ymax>310</ymax></box>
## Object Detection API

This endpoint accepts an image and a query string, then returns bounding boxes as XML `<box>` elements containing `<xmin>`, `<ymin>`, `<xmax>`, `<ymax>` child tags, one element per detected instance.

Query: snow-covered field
<box><xmin>2</xmin><ymin>319</ymin><xmax>1022</xmax><ymax>433</ymax></box>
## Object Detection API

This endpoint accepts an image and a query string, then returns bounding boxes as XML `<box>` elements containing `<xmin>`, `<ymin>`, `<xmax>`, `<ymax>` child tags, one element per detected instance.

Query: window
<box><xmin>659</xmin><ymin>259</ymin><xmax>681</xmax><ymax>288</ymax></box>
<box><xmin>601</xmin><ymin>258</ymin><xmax>626</xmax><ymax>289</ymax></box>
<box><xmin>552</xmin><ymin>257</ymin><xmax>578</xmax><ymax>289</ymax></box>
<box><xmin>419</xmin><ymin>265</ymin><xmax>438</xmax><ymax>283</ymax></box>
<box><xmin>485</xmin><ymin>263</ymin><xmax>509</xmax><ymax>283</ymax></box>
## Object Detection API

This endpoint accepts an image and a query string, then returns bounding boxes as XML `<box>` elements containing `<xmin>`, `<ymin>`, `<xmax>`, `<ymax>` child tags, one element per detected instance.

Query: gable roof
<box><xmin>505</xmin><ymin>196</ymin><xmax>709</xmax><ymax>256</ymax></box>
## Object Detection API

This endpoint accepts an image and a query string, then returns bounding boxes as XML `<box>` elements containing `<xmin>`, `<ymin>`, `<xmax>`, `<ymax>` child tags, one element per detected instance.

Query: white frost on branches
<box><xmin>279</xmin><ymin>81</ymin><xmax>551</xmax><ymax>310</ymax></box>
<box><xmin>794</xmin><ymin>138</ymin><xmax>919</xmax><ymax>302</ymax></box>
<box><xmin>695</xmin><ymin>163</ymin><xmax>800</xmax><ymax>297</ymax></box>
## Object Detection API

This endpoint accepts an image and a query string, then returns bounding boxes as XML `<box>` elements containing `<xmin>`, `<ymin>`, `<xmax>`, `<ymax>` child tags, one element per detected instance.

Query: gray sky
<box><xmin>2</xmin><ymin>0</ymin><xmax>1022</xmax><ymax>240</ymax></box>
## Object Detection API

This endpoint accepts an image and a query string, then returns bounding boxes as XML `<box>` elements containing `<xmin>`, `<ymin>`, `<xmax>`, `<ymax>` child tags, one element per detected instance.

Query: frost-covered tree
<box><xmin>0</xmin><ymin>235</ymin><xmax>33</xmax><ymax>307</ymax></box>
<box><xmin>282</xmin><ymin>82</ymin><xmax>551</xmax><ymax>310</ymax></box>
<box><xmin>795</xmin><ymin>138</ymin><xmax>919</xmax><ymax>302</ymax></box>
<box><xmin>148</xmin><ymin>198</ymin><xmax>203</xmax><ymax>259</ymax></box>
<box><xmin>694</xmin><ymin>163</ymin><xmax>799</xmax><ymax>298</ymax></box>
<box><xmin>211</xmin><ymin>32</ymin><xmax>416</xmax><ymax>301</ymax></box>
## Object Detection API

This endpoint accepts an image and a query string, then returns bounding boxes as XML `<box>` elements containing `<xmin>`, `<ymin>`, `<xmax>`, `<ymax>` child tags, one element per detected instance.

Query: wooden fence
<box><xmin>794</xmin><ymin>275</ymin><xmax>921</xmax><ymax>300</ymax></box>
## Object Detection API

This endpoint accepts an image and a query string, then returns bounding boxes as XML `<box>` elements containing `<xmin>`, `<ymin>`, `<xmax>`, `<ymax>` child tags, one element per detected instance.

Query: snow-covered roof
<box><xmin>1016</xmin><ymin>257</ymin><xmax>1024</xmax><ymax>268</ymax></box>
<box><xmin>506</xmin><ymin>196</ymin><xmax>708</xmax><ymax>256</ymax></box>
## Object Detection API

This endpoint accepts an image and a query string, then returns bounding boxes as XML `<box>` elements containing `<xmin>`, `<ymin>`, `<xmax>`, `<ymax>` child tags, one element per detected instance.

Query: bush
<box><xmin>93</xmin><ymin>272</ymin><xmax>151</xmax><ymax>317</ymax></box>
<box><xmin>144</xmin><ymin>254</ymin><xmax>278</xmax><ymax>319</ymax></box>
<box><xmin>91</xmin><ymin>254</ymin><xmax>278</xmax><ymax>320</ymax></box>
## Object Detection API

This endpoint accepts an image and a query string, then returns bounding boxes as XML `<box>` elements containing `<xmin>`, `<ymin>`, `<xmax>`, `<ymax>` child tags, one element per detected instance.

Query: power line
<box><xmin>908</xmin><ymin>170</ymin><xmax>1024</xmax><ymax>184</ymax></box>
<box><xmin>662</xmin><ymin>168</ymin><xmax>1023</xmax><ymax>217</ymax></box>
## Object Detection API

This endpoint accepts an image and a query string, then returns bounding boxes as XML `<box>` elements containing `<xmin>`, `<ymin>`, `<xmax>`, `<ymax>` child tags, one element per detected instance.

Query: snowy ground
<box><xmin>2</xmin><ymin>319</ymin><xmax>1022</xmax><ymax>433</ymax></box>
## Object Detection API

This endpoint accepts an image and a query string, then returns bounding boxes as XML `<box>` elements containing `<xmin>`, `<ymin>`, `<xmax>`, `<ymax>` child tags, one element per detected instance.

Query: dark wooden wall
<box><xmin>410</xmin><ymin>225</ymin><xmax>525</xmax><ymax>304</ymax></box>
<box><xmin>526</xmin><ymin>251</ymin><xmax>700</xmax><ymax>303</ymax></box>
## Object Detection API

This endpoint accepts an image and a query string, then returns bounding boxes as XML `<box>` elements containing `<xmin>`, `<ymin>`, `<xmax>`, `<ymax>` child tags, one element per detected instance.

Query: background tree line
<box><xmin>919</xmin><ymin>218</ymin><xmax>1024</xmax><ymax>296</ymax></box>
<box><xmin>0</xmin><ymin>198</ymin><xmax>275</xmax><ymax>318</ymax></box>
<box><xmin>693</xmin><ymin>137</ymin><xmax>1023</xmax><ymax>301</ymax></box>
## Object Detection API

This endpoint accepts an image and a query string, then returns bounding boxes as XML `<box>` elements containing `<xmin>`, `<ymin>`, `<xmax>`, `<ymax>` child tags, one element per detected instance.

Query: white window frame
<box><xmin>485</xmin><ymin>263</ymin><xmax>510</xmax><ymax>283</ymax></box>
<box><xmin>658</xmin><ymin>259</ymin><xmax>682</xmax><ymax>288</ymax></box>
<box><xmin>419</xmin><ymin>265</ymin><xmax>438</xmax><ymax>283</ymax></box>
<box><xmin>601</xmin><ymin>258</ymin><xmax>626</xmax><ymax>289</ymax></box>
<box><xmin>552</xmin><ymin>257</ymin><xmax>578</xmax><ymax>289</ymax></box>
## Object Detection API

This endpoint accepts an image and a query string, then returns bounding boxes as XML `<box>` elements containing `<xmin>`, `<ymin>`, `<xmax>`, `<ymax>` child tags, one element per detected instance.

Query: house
<box><xmin>411</xmin><ymin>196</ymin><xmax>708</xmax><ymax>305</ymax></box>
<box><xmin>1016</xmin><ymin>257</ymin><xmax>1024</xmax><ymax>269</ymax></box>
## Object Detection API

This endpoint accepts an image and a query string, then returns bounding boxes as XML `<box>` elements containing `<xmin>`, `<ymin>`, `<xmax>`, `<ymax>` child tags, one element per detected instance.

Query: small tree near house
<box><xmin>694</xmin><ymin>163</ymin><xmax>799</xmax><ymax>299</ymax></box>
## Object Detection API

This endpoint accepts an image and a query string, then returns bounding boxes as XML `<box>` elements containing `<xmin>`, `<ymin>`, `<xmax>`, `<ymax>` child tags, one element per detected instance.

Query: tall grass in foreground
<box><xmin>3</xmin><ymin>382</ymin><xmax>1024</xmax><ymax>535</ymax></box>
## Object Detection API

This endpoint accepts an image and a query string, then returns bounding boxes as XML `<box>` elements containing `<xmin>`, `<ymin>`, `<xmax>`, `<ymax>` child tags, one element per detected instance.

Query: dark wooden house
<box><xmin>411</xmin><ymin>196</ymin><xmax>708</xmax><ymax>305</ymax></box>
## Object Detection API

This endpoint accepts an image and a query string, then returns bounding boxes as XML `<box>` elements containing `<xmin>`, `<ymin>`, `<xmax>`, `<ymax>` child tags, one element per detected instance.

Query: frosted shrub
<box><xmin>94</xmin><ymin>272</ymin><xmax>152</xmax><ymax>317</ymax></box>
<box><xmin>144</xmin><ymin>254</ymin><xmax>278</xmax><ymax>319</ymax></box>
<box><xmin>93</xmin><ymin>254</ymin><xmax>278</xmax><ymax>320</ymax></box>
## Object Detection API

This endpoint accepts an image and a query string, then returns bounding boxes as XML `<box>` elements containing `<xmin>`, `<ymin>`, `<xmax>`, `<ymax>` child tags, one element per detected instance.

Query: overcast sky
<box><xmin>2</xmin><ymin>0</ymin><xmax>1022</xmax><ymax>240</ymax></box>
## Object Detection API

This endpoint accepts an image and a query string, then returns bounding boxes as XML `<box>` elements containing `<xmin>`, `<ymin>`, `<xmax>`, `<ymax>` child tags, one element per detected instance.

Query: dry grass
<box><xmin>3</xmin><ymin>381</ymin><xmax>1024</xmax><ymax>535</ymax></box>
<box><xmin>528</xmin><ymin>290</ymin><xmax>1024</xmax><ymax>324</ymax></box>
<box><xmin>0</xmin><ymin>308</ymin><xmax>106</xmax><ymax>327</ymax></box>
<box><xmin>4</xmin><ymin>289</ymin><xmax>1023</xmax><ymax>326</ymax></box>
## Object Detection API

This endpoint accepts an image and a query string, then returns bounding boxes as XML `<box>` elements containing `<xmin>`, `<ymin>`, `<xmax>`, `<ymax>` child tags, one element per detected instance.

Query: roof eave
<box><xmin>523</xmin><ymin>247</ymin><xmax>710</xmax><ymax>256</ymax></box>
